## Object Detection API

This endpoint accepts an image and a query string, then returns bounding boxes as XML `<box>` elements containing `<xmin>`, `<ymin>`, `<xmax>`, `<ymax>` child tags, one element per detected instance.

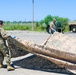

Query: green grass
<box><xmin>3</xmin><ymin>23</ymin><xmax>46</xmax><ymax>32</ymax></box>
<box><xmin>64</xmin><ymin>25</ymin><xmax>70</xmax><ymax>32</ymax></box>
<box><xmin>3</xmin><ymin>23</ymin><xmax>69</xmax><ymax>32</ymax></box>
<box><xmin>3</xmin><ymin>24</ymin><xmax>32</xmax><ymax>30</ymax></box>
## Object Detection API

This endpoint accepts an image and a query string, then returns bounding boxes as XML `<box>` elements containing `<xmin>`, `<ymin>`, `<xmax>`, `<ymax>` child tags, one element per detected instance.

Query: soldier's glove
<box><xmin>54</xmin><ymin>30</ymin><xmax>56</xmax><ymax>32</ymax></box>
<box><xmin>11</xmin><ymin>36</ymin><xmax>16</xmax><ymax>38</ymax></box>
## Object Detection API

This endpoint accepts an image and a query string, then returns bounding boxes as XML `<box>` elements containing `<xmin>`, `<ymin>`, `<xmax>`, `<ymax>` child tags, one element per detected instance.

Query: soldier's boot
<box><xmin>7</xmin><ymin>64</ymin><xmax>15</xmax><ymax>71</ymax></box>
<box><xmin>0</xmin><ymin>62</ymin><xmax>3</xmax><ymax>68</ymax></box>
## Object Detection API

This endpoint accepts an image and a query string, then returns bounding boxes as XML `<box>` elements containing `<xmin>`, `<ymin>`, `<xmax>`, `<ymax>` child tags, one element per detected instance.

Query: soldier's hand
<box><xmin>54</xmin><ymin>30</ymin><xmax>56</xmax><ymax>32</ymax></box>
<box><xmin>12</xmin><ymin>36</ymin><xmax>16</xmax><ymax>38</ymax></box>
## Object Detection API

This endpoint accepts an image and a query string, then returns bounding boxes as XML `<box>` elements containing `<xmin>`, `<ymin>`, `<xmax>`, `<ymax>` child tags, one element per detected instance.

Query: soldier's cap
<box><xmin>0</xmin><ymin>20</ymin><xmax>3</xmax><ymax>25</ymax></box>
<box><xmin>53</xmin><ymin>18</ymin><xmax>56</xmax><ymax>21</ymax></box>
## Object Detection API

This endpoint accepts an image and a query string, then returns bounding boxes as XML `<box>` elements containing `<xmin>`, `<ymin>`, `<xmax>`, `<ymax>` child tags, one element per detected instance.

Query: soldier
<box><xmin>50</xmin><ymin>18</ymin><xmax>57</xmax><ymax>34</ymax></box>
<box><xmin>0</xmin><ymin>20</ymin><xmax>15</xmax><ymax>71</ymax></box>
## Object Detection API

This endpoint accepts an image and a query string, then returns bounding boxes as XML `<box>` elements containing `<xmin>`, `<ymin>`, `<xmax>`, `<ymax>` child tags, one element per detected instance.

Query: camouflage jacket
<box><xmin>0</xmin><ymin>27</ymin><xmax>10</xmax><ymax>58</ymax></box>
<box><xmin>50</xmin><ymin>21</ymin><xmax>56</xmax><ymax>30</ymax></box>
<box><xmin>0</xmin><ymin>27</ymin><xmax>8</xmax><ymax>40</ymax></box>
<box><xmin>0</xmin><ymin>27</ymin><xmax>9</xmax><ymax>47</ymax></box>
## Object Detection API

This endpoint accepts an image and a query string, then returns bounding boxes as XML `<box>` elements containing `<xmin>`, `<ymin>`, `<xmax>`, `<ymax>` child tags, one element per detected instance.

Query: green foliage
<box><xmin>43</xmin><ymin>15</ymin><xmax>69</xmax><ymax>25</ymax></box>
<box><xmin>36</xmin><ymin>21</ymin><xmax>39</xmax><ymax>27</ymax></box>
<box><xmin>53</xmin><ymin>16</ymin><xmax>59</xmax><ymax>20</ymax></box>
<box><xmin>44</xmin><ymin>15</ymin><xmax>53</xmax><ymax>25</ymax></box>
<box><xmin>64</xmin><ymin>24</ymin><xmax>69</xmax><ymax>32</ymax></box>
<box><xmin>34</xmin><ymin>23</ymin><xmax>46</xmax><ymax>32</ymax></box>
<box><xmin>40</xmin><ymin>15</ymin><xmax>69</xmax><ymax>32</ymax></box>
<box><xmin>57</xmin><ymin>17</ymin><xmax>69</xmax><ymax>26</ymax></box>
<box><xmin>3</xmin><ymin>15</ymin><xmax>69</xmax><ymax>32</ymax></box>
<box><xmin>40</xmin><ymin>20</ymin><xmax>44</xmax><ymax>25</ymax></box>
<box><xmin>3</xmin><ymin>24</ymin><xmax>32</xmax><ymax>30</ymax></box>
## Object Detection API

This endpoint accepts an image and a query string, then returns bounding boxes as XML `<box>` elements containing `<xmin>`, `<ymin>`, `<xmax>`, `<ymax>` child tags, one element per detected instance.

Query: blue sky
<box><xmin>0</xmin><ymin>0</ymin><xmax>76</xmax><ymax>21</ymax></box>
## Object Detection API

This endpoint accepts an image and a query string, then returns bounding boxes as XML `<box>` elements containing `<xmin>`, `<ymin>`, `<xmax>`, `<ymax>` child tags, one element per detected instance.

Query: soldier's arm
<box><xmin>50</xmin><ymin>22</ymin><xmax>54</xmax><ymax>30</ymax></box>
<box><xmin>1</xmin><ymin>28</ymin><xmax>9</xmax><ymax>39</ymax></box>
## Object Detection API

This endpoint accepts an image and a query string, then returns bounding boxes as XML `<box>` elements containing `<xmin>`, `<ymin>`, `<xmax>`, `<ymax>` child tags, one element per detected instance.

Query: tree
<box><xmin>13</xmin><ymin>21</ymin><xmax>17</xmax><ymax>24</ymax></box>
<box><xmin>44</xmin><ymin>15</ymin><xmax>53</xmax><ymax>25</ymax></box>
<box><xmin>40</xmin><ymin>20</ymin><xmax>44</xmax><ymax>25</ymax></box>
<box><xmin>36</xmin><ymin>21</ymin><xmax>39</xmax><ymax>27</ymax></box>
<box><xmin>6</xmin><ymin>21</ymin><xmax>10</xmax><ymax>25</ymax></box>
<box><xmin>40</xmin><ymin>15</ymin><xmax>69</xmax><ymax>32</ymax></box>
<box><xmin>18</xmin><ymin>21</ymin><xmax>22</xmax><ymax>25</ymax></box>
<box><xmin>57</xmin><ymin>17</ymin><xmax>69</xmax><ymax>26</ymax></box>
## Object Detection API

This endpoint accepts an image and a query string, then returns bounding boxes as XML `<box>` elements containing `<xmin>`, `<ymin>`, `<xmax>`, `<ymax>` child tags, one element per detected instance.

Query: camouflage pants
<box><xmin>0</xmin><ymin>40</ymin><xmax>11</xmax><ymax>64</ymax></box>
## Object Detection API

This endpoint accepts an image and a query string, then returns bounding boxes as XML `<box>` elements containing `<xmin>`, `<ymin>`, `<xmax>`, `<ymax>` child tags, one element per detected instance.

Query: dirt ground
<box><xmin>0</xmin><ymin>30</ymin><xmax>76</xmax><ymax>75</ymax></box>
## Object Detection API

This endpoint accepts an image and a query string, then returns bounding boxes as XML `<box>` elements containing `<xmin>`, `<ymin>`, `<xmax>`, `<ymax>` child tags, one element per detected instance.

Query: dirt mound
<box><xmin>13</xmin><ymin>55</ymin><xmax>72</xmax><ymax>74</ymax></box>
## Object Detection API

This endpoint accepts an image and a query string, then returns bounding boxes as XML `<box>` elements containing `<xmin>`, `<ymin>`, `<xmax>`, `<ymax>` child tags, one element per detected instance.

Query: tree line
<box><xmin>40</xmin><ymin>15</ymin><xmax>69</xmax><ymax>27</ymax></box>
<box><xmin>3</xmin><ymin>15</ymin><xmax>69</xmax><ymax>32</ymax></box>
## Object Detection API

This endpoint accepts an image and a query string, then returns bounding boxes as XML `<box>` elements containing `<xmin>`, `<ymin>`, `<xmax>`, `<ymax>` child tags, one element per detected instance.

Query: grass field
<box><xmin>3</xmin><ymin>23</ymin><xmax>69</xmax><ymax>32</ymax></box>
<box><xmin>3</xmin><ymin>23</ymin><xmax>46</xmax><ymax>32</ymax></box>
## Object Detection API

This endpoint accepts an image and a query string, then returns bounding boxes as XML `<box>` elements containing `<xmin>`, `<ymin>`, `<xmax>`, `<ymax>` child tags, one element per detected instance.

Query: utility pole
<box><xmin>32</xmin><ymin>0</ymin><xmax>34</xmax><ymax>31</ymax></box>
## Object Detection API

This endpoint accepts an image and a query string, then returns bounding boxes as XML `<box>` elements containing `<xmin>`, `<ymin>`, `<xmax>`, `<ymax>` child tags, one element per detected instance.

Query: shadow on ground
<box><xmin>13</xmin><ymin>55</ymin><xmax>75</xmax><ymax>75</ymax></box>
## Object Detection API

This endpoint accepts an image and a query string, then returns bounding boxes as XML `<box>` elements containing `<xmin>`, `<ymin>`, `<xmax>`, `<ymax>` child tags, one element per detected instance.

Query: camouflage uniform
<box><xmin>50</xmin><ymin>21</ymin><xmax>56</xmax><ymax>34</ymax></box>
<box><xmin>0</xmin><ymin>27</ymin><xmax>11</xmax><ymax>65</ymax></box>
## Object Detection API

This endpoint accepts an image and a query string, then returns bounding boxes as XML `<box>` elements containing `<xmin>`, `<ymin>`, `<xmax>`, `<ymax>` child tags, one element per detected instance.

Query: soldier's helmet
<box><xmin>53</xmin><ymin>18</ymin><xmax>56</xmax><ymax>22</ymax></box>
<box><xmin>0</xmin><ymin>20</ymin><xmax>3</xmax><ymax>25</ymax></box>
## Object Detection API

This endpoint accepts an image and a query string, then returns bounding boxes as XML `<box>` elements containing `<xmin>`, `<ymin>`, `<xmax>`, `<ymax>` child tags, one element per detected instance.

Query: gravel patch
<box><xmin>13</xmin><ymin>55</ymin><xmax>74</xmax><ymax>74</ymax></box>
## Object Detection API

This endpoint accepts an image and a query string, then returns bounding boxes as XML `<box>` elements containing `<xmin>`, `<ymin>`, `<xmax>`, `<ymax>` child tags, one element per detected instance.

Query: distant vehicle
<box><xmin>56</xmin><ymin>21</ymin><xmax>64</xmax><ymax>33</ymax></box>
<box><xmin>69</xmin><ymin>22</ymin><xmax>76</xmax><ymax>32</ymax></box>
